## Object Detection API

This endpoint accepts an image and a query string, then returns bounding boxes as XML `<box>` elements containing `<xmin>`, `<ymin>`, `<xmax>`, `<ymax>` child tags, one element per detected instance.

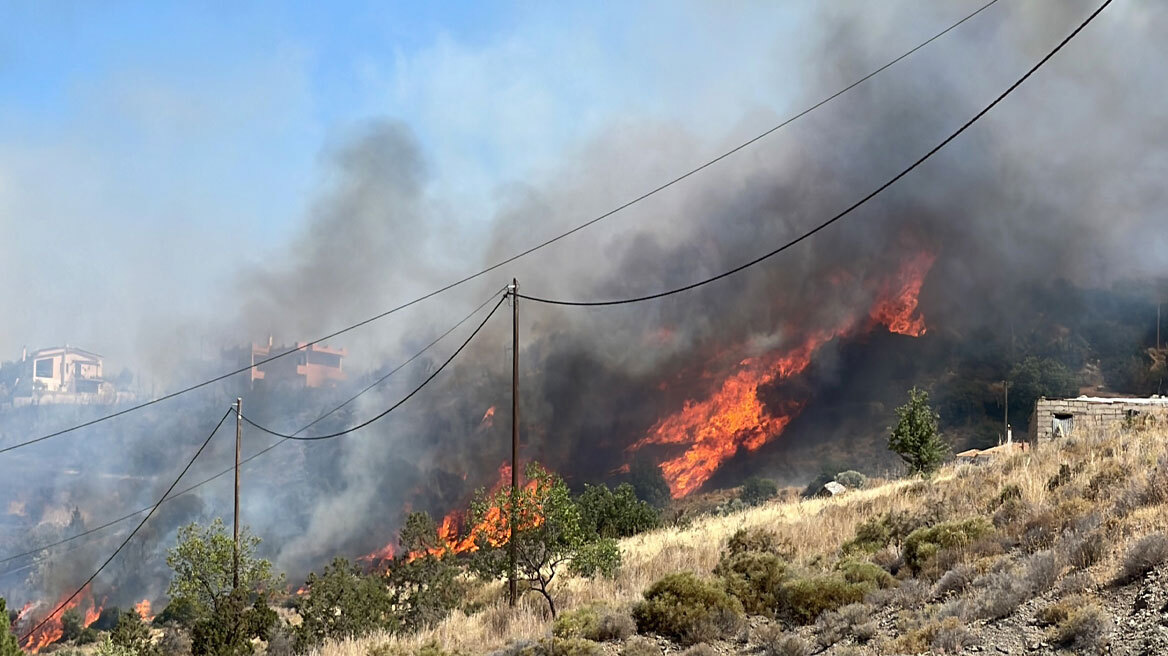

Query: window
<box><xmin>307</xmin><ymin>351</ymin><xmax>342</xmax><ymax>368</ymax></box>
<box><xmin>34</xmin><ymin>358</ymin><xmax>53</xmax><ymax>378</ymax></box>
<box><xmin>1053</xmin><ymin>413</ymin><xmax>1074</xmax><ymax>437</ymax></box>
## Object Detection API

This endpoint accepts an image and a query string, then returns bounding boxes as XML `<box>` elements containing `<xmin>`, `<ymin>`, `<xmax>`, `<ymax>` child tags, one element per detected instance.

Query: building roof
<box><xmin>1067</xmin><ymin>395</ymin><xmax>1168</xmax><ymax>406</ymax></box>
<box><xmin>30</xmin><ymin>345</ymin><xmax>103</xmax><ymax>360</ymax></box>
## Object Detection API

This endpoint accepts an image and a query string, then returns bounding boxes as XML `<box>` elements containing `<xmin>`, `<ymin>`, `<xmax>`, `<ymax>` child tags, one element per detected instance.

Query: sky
<box><xmin>0</xmin><ymin>0</ymin><xmax>839</xmax><ymax>370</ymax></box>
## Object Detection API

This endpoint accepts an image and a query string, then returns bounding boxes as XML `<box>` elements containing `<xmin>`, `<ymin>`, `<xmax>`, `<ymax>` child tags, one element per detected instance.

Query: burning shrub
<box><xmin>714</xmin><ymin>550</ymin><xmax>790</xmax><ymax>615</ymax></box>
<box><xmin>739</xmin><ymin>477</ymin><xmax>779</xmax><ymax>506</ymax></box>
<box><xmin>293</xmin><ymin>558</ymin><xmax>396</xmax><ymax>650</ymax></box>
<box><xmin>901</xmin><ymin>518</ymin><xmax>993</xmax><ymax>575</ymax></box>
<box><xmin>469</xmin><ymin>463</ymin><xmax>619</xmax><ymax>617</ymax></box>
<box><xmin>575</xmin><ymin>483</ymin><xmax>659</xmax><ymax>540</ymax></box>
<box><xmin>887</xmin><ymin>387</ymin><xmax>947</xmax><ymax>475</ymax></box>
<box><xmin>631</xmin><ymin>572</ymin><xmax>744</xmax><ymax>644</ymax></box>
<box><xmin>780</xmin><ymin>575</ymin><xmax>869</xmax><ymax>624</ymax></box>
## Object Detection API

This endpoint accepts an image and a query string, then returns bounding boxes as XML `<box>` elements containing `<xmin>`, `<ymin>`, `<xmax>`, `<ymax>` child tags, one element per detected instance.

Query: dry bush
<box><xmin>619</xmin><ymin>636</ymin><xmax>659</xmax><ymax>656</ymax></box>
<box><xmin>1048</xmin><ymin>603</ymin><xmax>1112</xmax><ymax>652</ymax></box>
<box><xmin>1021</xmin><ymin>550</ymin><xmax>1061</xmax><ymax>594</ymax></box>
<box><xmin>852</xmin><ymin>621</ymin><xmax>878</xmax><ymax>644</ymax></box>
<box><xmin>593</xmin><ymin>612</ymin><xmax>635</xmax><ymax>642</ymax></box>
<box><xmin>1063</xmin><ymin>530</ymin><xmax>1106</xmax><ymax>570</ymax></box>
<box><xmin>1035</xmin><ymin>595</ymin><xmax>1087</xmax><ymax>627</ymax></box>
<box><xmin>930</xmin><ymin>564</ymin><xmax>976</xmax><ymax>599</ymax></box>
<box><xmin>814</xmin><ymin>603</ymin><xmax>870</xmax><ymax>647</ymax></box>
<box><xmin>968</xmin><ymin>570</ymin><xmax>1027</xmax><ymax>620</ymax></box>
<box><xmin>1118</xmin><ymin>533</ymin><xmax>1168</xmax><ymax>582</ymax></box>
<box><xmin>1085</xmin><ymin>462</ymin><xmax>1130</xmax><ymax>501</ymax></box>
<box><xmin>1058</xmin><ymin>571</ymin><xmax>1095</xmax><ymax>596</ymax></box>
<box><xmin>754</xmin><ymin>624</ymin><xmax>809</xmax><ymax>656</ymax></box>
<box><xmin>678</xmin><ymin>644</ymin><xmax>717</xmax><ymax>656</ymax></box>
<box><xmin>895</xmin><ymin>616</ymin><xmax>974</xmax><ymax>654</ymax></box>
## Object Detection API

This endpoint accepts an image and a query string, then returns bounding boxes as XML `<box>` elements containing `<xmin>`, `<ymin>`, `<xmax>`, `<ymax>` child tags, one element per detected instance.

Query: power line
<box><xmin>518</xmin><ymin>0</ymin><xmax>1111</xmax><ymax>308</ymax></box>
<box><xmin>19</xmin><ymin>408</ymin><xmax>232</xmax><ymax>645</ymax></box>
<box><xmin>0</xmin><ymin>289</ymin><xmax>505</xmax><ymax>568</ymax></box>
<box><xmin>0</xmin><ymin>0</ymin><xmax>1002</xmax><ymax>455</ymax></box>
<box><xmin>240</xmin><ymin>292</ymin><xmax>508</xmax><ymax>441</ymax></box>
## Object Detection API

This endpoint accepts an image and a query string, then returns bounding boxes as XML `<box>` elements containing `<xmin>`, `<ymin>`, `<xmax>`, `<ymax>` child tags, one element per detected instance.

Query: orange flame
<box><xmin>133</xmin><ymin>599</ymin><xmax>153</xmax><ymax>623</ymax></box>
<box><xmin>479</xmin><ymin>406</ymin><xmax>496</xmax><ymax>429</ymax></box>
<box><xmin>19</xmin><ymin>584</ymin><xmax>102</xmax><ymax>653</ymax></box>
<box><xmin>869</xmin><ymin>252</ymin><xmax>936</xmax><ymax>336</ymax></box>
<box><xmin>634</xmin><ymin>252</ymin><xmax>937</xmax><ymax>498</ymax></box>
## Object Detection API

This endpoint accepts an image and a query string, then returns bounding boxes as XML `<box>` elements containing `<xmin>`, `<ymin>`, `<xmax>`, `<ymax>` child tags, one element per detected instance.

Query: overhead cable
<box><xmin>19</xmin><ymin>408</ymin><xmax>232</xmax><ymax>644</ymax></box>
<box><xmin>518</xmin><ymin>0</ymin><xmax>1111</xmax><ymax>308</ymax></box>
<box><xmin>0</xmin><ymin>289</ymin><xmax>505</xmax><ymax>568</ymax></box>
<box><xmin>0</xmin><ymin>0</ymin><xmax>1002</xmax><ymax>454</ymax></box>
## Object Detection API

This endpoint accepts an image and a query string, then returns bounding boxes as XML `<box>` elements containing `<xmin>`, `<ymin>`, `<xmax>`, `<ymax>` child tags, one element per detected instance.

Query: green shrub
<box><xmin>1</xmin><ymin>598</ymin><xmax>20</xmax><ymax>656</ymax></box>
<box><xmin>714</xmin><ymin>550</ymin><xmax>790</xmax><ymax>615</ymax></box>
<box><xmin>902</xmin><ymin>518</ymin><xmax>993</xmax><ymax>574</ymax></box>
<box><xmin>835</xmin><ymin>560</ymin><xmax>895</xmax><ymax>589</ymax></box>
<box><xmin>835</xmin><ymin>471</ymin><xmax>868</xmax><ymax>490</ymax></box>
<box><xmin>841</xmin><ymin>511</ymin><xmax>918</xmax><ymax>555</ymax></box>
<box><xmin>780</xmin><ymin>575</ymin><xmax>869</xmax><ymax>624</ymax></box>
<box><xmin>740</xmin><ymin>477</ymin><xmax>779</xmax><ymax>506</ymax></box>
<box><xmin>553</xmin><ymin>607</ymin><xmax>600</xmax><ymax>639</ymax></box>
<box><xmin>725</xmin><ymin>527</ymin><xmax>793</xmax><ymax>559</ymax></box>
<box><xmin>295</xmin><ymin>558</ymin><xmax>397</xmax><ymax>650</ymax></box>
<box><xmin>111</xmin><ymin>610</ymin><xmax>160</xmax><ymax>656</ymax></box>
<box><xmin>631</xmin><ymin>572</ymin><xmax>744</xmax><ymax>644</ymax></box>
<box><xmin>575</xmin><ymin>483</ymin><xmax>660</xmax><ymax>539</ymax></box>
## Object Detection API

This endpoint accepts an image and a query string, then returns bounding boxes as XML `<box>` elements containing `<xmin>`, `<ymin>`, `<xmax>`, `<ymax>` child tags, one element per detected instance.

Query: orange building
<box><xmin>231</xmin><ymin>339</ymin><xmax>346</xmax><ymax>389</ymax></box>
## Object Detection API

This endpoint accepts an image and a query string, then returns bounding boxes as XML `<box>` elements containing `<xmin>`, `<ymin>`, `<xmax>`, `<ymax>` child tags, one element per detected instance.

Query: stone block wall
<box><xmin>1030</xmin><ymin>397</ymin><xmax>1168</xmax><ymax>443</ymax></box>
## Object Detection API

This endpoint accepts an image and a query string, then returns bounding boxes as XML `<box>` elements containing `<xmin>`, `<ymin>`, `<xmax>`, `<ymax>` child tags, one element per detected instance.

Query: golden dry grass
<box><xmin>317</xmin><ymin>424</ymin><xmax>1168</xmax><ymax>656</ymax></box>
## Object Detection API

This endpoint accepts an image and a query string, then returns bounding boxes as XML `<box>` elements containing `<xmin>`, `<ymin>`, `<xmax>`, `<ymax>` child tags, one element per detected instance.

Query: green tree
<box><xmin>469</xmin><ymin>463</ymin><xmax>620</xmax><ymax>616</ymax></box>
<box><xmin>888</xmin><ymin>387</ymin><xmax>947</xmax><ymax>475</ymax></box>
<box><xmin>1009</xmin><ymin>356</ymin><xmax>1080</xmax><ymax>422</ymax></box>
<box><xmin>111</xmin><ymin>610</ymin><xmax>160</xmax><ymax>656</ymax></box>
<box><xmin>294</xmin><ymin>558</ymin><xmax>395</xmax><ymax>651</ymax></box>
<box><xmin>627</xmin><ymin>458</ymin><xmax>671</xmax><ymax>509</ymax></box>
<box><xmin>575</xmin><ymin>483</ymin><xmax>659</xmax><ymax>539</ymax></box>
<box><xmin>166</xmin><ymin>519</ymin><xmax>283</xmax><ymax>656</ymax></box>
<box><xmin>389</xmin><ymin>513</ymin><xmax>465</xmax><ymax>631</ymax></box>
<box><xmin>1</xmin><ymin>597</ymin><xmax>21</xmax><ymax>656</ymax></box>
<box><xmin>739</xmin><ymin>476</ymin><xmax>778</xmax><ymax>506</ymax></box>
<box><xmin>61</xmin><ymin>608</ymin><xmax>84</xmax><ymax>642</ymax></box>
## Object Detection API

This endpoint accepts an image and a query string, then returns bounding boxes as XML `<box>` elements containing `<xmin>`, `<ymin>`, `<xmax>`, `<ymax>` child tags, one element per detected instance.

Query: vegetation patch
<box><xmin>631</xmin><ymin>572</ymin><xmax>744</xmax><ymax>645</ymax></box>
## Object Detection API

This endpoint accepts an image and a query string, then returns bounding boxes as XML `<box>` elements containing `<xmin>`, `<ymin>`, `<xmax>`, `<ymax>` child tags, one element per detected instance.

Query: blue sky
<box><xmin>5</xmin><ymin>1</ymin><xmax>1028</xmax><ymax>369</ymax></box>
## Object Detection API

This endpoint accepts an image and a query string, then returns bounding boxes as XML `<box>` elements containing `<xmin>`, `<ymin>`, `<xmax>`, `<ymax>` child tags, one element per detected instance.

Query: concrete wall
<box><xmin>1030</xmin><ymin>397</ymin><xmax>1168</xmax><ymax>442</ymax></box>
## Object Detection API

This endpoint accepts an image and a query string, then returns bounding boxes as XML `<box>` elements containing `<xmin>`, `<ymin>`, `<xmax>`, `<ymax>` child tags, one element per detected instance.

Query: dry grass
<box><xmin>315</xmin><ymin>424</ymin><xmax>1168</xmax><ymax>656</ymax></box>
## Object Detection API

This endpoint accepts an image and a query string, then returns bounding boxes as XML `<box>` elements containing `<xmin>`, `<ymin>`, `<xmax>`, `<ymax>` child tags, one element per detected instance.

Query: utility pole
<box><xmin>509</xmin><ymin>279</ymin><xmax>520</xmax><ymax>607</ymax></box>
<box><xmin>1003</xmin><ymin>381</ymin><xmax>1009</xmax><ymax>445</ymax></box>
<box><xmin>233</xmin><ymin>397</ymin><xmax>242</xmax><ymax>591</ymax></box>
<box><xmin>1158</xmin><ymin>302</ymin><xmax>1161</xmax><ymax>351</ymax></box>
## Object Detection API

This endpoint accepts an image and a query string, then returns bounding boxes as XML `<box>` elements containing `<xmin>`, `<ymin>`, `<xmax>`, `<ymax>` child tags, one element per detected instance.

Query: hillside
<box><xmin>324</xmin><ymin>424</ymin><xmax>1168</xmax><ymax>656</ymax></box>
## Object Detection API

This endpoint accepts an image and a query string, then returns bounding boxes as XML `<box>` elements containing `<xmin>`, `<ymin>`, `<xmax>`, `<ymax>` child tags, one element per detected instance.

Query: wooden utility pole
<box><xmin>1158</xmin><ymin>302</ymin><xmax>1161</xmax><ymax>351</ymax></box>
<box><xmin>1003</xmin><ymin>381</ymin><xmax>1009</xmax><ymax>444</ymax></box>
<box><xmin>233</xmin><ymin>397</ymin><xmax>242</xmax><ymax>591</ymax></box>
<box><xmin>509</xmin><ymin>279</ymin><xmax>520</xmax><ymax>607</ymax></box>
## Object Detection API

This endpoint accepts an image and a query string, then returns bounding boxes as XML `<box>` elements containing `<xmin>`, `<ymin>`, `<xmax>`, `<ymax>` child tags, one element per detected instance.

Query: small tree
<box><xmin>469</xmin><ymin>463</ymin><xmax>620</xmax><ymax>616</ymax></box>
<box><xmin>111</xmin><ymin>610</ymin><xmax>160</xmax><ymax>656</ymax></box>
<box><xmin>1</xmin><ymin>597</ymin><xmax>21</xmax><ymax>656</ymax></box>
<box><xmin>166</xmin><ymin>519</ymin><xmax>283</xmax><ymax>656</ymax></box>
<box><xmin>627</xmin><ymin>458</ymin><xmax>672</xmax><ymax>509</ymax></box>
<box><xmin>389</xmin><ymin>512</ymin><xmax>465</xmax><ymax>631</ymax></box>
<box><xmin>739</xmin><ymin>476</ymin><xmax>778</xmax><ymax>506</ymax></box>
<box><xmin>575</xmin><ymin>483</ymin><xmax>659</xmax><ymax>539</ymax></box>
<box><xmin>888</xmin><ymin>387</ymin><xmax>947</xmax><ymax>475</ymax></box>
<box><xmin>294</xmin><ymin>558</ymin><xmax>395</xmax><ymax>651</ymax></box>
